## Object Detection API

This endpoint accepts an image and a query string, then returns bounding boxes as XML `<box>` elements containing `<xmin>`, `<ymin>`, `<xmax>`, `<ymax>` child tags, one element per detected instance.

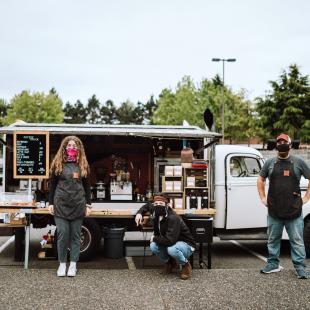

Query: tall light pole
<box><xmin>212</xmin><ymin>58</ymin><xmax>236</xmax><ymax>142</ymax></box>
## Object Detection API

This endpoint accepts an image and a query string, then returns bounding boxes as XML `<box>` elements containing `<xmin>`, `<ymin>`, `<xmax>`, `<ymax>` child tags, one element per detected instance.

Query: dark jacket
<box><xmin>137</xmin><ymin>203</ymin><xmax>195</xmax><ymax>248</ymax></box>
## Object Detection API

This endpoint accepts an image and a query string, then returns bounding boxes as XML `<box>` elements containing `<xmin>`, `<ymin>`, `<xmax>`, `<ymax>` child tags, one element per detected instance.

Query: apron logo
<box><xmin>73</xmin><ymin>172</ymin><xmax>80</xmax><ymax>179</ymax></box>
<box><xmin>283</xmin><ymin>170</ymin><xmax>290</xmax><ymax>177</ymax></box>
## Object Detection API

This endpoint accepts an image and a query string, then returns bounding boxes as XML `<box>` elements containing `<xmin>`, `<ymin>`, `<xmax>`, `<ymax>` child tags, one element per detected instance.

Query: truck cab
<box><xmin>212</xmin><ymin>144</ymin><xmax>310</xmax><ymax>254</ymax></box>
<box><xmin>213</xmin><ymin>145</ymin><xmax>266</xmax><ymax>231</ymax></box>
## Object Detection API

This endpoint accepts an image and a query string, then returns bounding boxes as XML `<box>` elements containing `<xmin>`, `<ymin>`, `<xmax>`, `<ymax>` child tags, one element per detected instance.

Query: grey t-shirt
<box><xmin>259</xmin><ymin>154</ymin><xmax>310</xmax><ymax>181</ymax></box>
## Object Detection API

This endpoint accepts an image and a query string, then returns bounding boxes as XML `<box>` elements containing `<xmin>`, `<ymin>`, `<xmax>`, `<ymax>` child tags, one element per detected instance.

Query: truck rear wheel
<box><xmin>304</xmin><ymin>219</ymin><xmax>310</xmax><ymax>257</ymax></box>
<box><xmin>54</xmin><ymin>218</ymin><xmax>102</xmax><ymax>261</ymax></box>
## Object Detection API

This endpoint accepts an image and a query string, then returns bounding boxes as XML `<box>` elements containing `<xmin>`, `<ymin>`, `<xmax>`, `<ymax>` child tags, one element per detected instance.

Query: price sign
<box><xmin>13</xmin><ymin>131</ymin><xmax>49</xmax><ymax>179</ymax></box>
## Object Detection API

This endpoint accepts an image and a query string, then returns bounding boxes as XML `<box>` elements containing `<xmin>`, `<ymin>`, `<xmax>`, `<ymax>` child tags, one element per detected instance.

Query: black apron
<box><xmin>54</xmin><ymin>162</ymin><xmax>86</xmax><ymax>220</ymax></box>
<box><xmin>267</xmin><ymin>159</ymin><xmax>302</xmax><ymax>219</ymax></box>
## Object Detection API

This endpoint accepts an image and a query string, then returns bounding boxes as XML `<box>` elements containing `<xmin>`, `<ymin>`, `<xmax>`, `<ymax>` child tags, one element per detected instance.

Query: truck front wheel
<box><xmin>304</xmin><ymin>219</ymin><xmax>310</xmax><ymax>257</ymax></box>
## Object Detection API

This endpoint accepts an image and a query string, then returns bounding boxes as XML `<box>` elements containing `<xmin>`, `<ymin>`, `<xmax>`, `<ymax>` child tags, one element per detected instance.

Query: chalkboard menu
<box><xmin>13</xmin><ymin>131</ymin><xmax>50</xmax><ymax>179</ymax></box>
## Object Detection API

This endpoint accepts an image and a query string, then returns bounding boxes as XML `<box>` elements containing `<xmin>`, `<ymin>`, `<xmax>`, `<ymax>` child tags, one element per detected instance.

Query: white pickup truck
<box><xmin>0</xmin><ymin>122</ymin><xmax>309</xmax><ymax>259</ymax></box>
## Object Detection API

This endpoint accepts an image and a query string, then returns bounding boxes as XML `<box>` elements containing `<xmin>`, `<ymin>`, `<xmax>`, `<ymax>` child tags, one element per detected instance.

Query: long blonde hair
<box><xmin>50</xmin><ymin>136</ymin><xmax>89</xmax><ymax>177</ymax></box>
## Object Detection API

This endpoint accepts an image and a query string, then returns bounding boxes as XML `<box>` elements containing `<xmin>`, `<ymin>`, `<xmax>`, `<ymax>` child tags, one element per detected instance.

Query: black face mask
<box><xmin>154</xmin><ymin>205</ymin><xmax>167</xmax><ymax>217</ymax></box>
<box><xmin>277</xmin><ymin>143</ymin><xmax>290</xmax><ymax>153</ymax></box>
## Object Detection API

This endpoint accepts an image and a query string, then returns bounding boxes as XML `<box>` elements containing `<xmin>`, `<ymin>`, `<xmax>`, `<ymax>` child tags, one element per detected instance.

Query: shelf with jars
<box><xmin>160</xmin><ymin>163</ymin><xmax>209</xmax><ymax>210</ymax></box>
<box><xmin>183</xmin><ymin>164</ymin><xmax>209</xmax><ymax>210</ymax></box>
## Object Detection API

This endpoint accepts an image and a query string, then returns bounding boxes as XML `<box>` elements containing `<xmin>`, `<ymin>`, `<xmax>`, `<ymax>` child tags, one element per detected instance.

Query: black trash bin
<box><xmin>103</xmin><ymin>227</ymin><xmax>126</xmax><ymax>258</ymax></box>
<box><xmin>183</xmin><ymin>214</ymin><xmax>213</xmax><ymax>269</ymax></box>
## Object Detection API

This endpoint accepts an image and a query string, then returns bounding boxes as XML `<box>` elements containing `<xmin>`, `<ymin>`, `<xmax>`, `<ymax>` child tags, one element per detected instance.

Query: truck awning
<box><xmin>0</xmin><ymin>122</ymin><xmax>221</xmax><ymax>139</ymax></box>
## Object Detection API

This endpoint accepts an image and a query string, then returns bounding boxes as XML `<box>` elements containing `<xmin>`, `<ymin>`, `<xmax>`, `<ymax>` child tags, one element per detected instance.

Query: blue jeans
<box><xmin>150</xmin><ymin>241</ymin><xmax>194</xmax><ymax>266</ymax></box>
<box><xmin>267</xmin><ymin>214</ymin><xmax>306</xmax><ymax>270</ymax></box>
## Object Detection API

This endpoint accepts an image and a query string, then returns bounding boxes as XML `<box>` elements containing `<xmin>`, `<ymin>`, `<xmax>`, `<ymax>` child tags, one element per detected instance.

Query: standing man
<box><xmin>257</xmin><ymin>133</ymin><xmax>310</xmax><ymax>279</ymax></box>
<box><xmin>135</xmin><ymin>194</ymin><xmax>195</xmax><ymax>280</ymax></box>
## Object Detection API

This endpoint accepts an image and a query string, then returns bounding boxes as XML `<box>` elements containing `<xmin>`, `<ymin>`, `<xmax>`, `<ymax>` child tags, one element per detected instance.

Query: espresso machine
<box><xmin>110</xmin><ymin>181</ymin><xmax>132</xmax><ymax>200</ymax></box>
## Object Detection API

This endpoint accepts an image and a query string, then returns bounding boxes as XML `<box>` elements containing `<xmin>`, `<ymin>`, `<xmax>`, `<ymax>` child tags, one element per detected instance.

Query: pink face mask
<box><xmin>66</xmin><ymin>147</ymin><xmax>78</xmax><ymax>160</ymax></box>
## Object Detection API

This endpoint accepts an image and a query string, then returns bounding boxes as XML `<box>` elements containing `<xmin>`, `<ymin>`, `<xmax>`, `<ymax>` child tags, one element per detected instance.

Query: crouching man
<box><xmin>135</xmin><ymin>194</ymin><xmax>195</xmax><ymax>280</ymax></box>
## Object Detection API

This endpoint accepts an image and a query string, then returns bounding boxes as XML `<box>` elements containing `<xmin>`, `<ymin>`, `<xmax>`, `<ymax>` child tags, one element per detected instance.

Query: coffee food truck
<box><xmin>0</xmin><ymin>121</ymin><xmax>310</xmax><ymax>261</ymax></box>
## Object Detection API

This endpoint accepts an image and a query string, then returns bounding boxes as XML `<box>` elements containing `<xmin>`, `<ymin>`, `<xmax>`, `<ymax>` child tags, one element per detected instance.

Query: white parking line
<box><xmin>0</xmin><ymin>236</ymin><xmax>15</xmax><ymax>254</ymax></box>
<box><xmin>125</xmin><ymin>256</ymin><xmax>136</xmax><ymax>270</ymax></box>
<box><xmin>229</xmin><ymin>240</ymin><xmax>284</xmax><ymax>269</ymax></box>
<box><xmin>229</xmin><ymin>240</ymin><xmax>267</xmax><ymax>262</ymax></box>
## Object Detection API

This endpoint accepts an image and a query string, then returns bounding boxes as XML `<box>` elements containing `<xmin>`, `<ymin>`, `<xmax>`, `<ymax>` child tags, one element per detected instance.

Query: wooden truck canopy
<box><xmin>0</xmin><ymin>122</ymin><xmax>220</xmax><ymax>198</ymax></box>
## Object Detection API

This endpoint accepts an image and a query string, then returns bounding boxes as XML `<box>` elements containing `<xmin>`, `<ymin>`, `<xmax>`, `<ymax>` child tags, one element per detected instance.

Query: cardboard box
<box><xmin>164</xmin><ymin>166</ymin><xmax>174</xmax><ymax>176</ymax></box>
<box><xmin>173</xmin><ymin>166</ymin><xmax>183</xmax><ymax>177</ymax></box>
<box><xmin>186</xmin><ymin>177</ymin><xmax>195</xmax><ymax>187</ymax></box>
<box><xmin>164</xmin><ymin>181</ymin><xmax>174</xmax><ymax>192</ymax></box>
<box><xmin>174</xmin><ymin>198</ymin><xmax>183</xmax><ymax>209</ymax></box>
<box><xmin>173</xmin><ymin>181</ymin><xmax>182</xmax><ymax>192</ymax></box>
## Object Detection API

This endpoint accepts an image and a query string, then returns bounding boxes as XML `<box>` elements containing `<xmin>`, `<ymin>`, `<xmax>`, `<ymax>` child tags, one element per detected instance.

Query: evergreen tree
<box><xmin>63</xmin><ymin>100</ymin><xmax>87</xmax><ymax>123</ymax></box>
<box><xmin>133</xmin><ymin>101</ymin><xmax>144</xmax><ymax>124</ymax></box>
<box><xmin>100</xmin><ymin>100</ymin><xmax>117</xmax><ymax>124</ymax></box>
<box><xmin>115</xmin><ymin>100</ymin><xmax>143</xmax><ymax>124</ymax></box>
<box><xmin>86</xmin><ymin>95</ymin><xmax>101</xmax><ymax>124</ymax></box>
<box><xmin>256</xmin><ymin>64</ymin><xmax>310</xmax><ymax>141</ymax></box>
<box><xmin>143</xmin><ymin>95</ymin><xmax>158</xmax><ymax>124</ymax></box>
<box><xmin>0</xmin><ymin>99</ymin><xmax>9</xmax><ymax>126</ymax></box>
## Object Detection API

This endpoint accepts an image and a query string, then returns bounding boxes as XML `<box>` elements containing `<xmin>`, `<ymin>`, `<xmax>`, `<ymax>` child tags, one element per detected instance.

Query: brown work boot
<box><xmin>161</xmin><ymin>257</ymin><xmax>177</xmax><ymax>274</ymax></box>
<box><xmin>180</xmin><ymin>262</ymin><xmax>192</xmax><ymax>280</ymax></box>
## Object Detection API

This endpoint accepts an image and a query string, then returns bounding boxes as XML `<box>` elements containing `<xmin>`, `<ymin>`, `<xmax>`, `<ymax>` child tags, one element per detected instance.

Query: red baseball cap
<box><xmin>276</xmin><ymin>133</ymin><xmax>291</xmax><ymax>144</ymax></box>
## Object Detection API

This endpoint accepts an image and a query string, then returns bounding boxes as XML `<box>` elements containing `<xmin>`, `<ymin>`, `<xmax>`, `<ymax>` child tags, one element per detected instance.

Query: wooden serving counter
<box><xmin>0</xmin><ymin>206</ymin><xmax>216</xmax><ymax>217</ymax></box>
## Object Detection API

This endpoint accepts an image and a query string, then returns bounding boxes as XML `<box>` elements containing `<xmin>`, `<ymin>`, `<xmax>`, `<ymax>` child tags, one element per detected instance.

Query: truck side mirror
<box><xmin>267</xmin><ymin>139</ymin><xmax>276</xmax><ymax>150</ymax></box>
<box><xmin>291</xmin><ymin>140</ymin><xmax>300</xmax><ymax>149</ymax></box>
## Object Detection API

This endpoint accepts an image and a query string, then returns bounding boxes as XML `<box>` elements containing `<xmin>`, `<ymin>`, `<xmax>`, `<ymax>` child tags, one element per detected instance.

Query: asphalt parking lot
<box><xmin>0</xmin><ymin>229</ymin><xmax>310</xmax><ymax>309</ymax></box>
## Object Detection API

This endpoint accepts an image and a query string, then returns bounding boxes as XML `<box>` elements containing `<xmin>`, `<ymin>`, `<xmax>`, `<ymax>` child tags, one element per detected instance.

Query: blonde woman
<box><xmin>48</xmin><ymin>136</ymin><xmax>91</xmax><ymax>277</ymax></box>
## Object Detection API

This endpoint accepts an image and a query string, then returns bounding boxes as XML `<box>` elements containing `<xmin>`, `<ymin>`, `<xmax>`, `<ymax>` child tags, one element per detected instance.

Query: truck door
<box><xmin>225</xmin><ymin>154</ymin><xmax>267</xmax><ymax>229</ymax></box>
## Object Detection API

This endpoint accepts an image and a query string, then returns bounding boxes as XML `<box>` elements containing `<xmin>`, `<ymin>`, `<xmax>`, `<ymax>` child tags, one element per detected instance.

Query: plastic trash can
<box><xmin>103</xmin><ymin>227</ymin><xmax>126</xmax><ymax>258</ymax></box>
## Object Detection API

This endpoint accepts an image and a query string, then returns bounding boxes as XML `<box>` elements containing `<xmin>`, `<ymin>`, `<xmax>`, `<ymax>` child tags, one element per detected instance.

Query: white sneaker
<box><xmin>57</xmin><ymin>263</ymin><xmax>66</xmax><ymax>277</ymax></box>
<box><xmin>67</xmin><ymin>262</ymin><xmax>77</xmax><ymax>277</ymax></box>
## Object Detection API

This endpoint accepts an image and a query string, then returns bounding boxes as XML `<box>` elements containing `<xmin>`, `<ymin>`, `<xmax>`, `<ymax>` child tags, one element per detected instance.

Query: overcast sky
<box><xmin>1</xmin><ymin>0</ymin><xmax>309</xmax><ymax>106</ymax></box>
